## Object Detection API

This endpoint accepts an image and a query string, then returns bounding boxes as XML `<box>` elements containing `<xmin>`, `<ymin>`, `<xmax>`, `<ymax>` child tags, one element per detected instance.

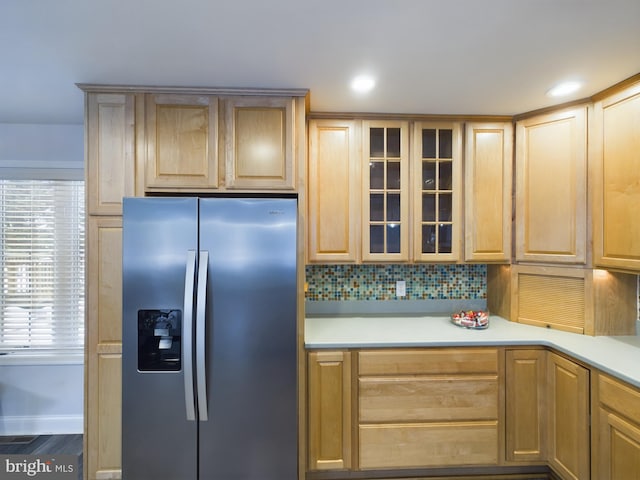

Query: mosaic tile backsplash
<box><xmin>305</xmin><ymin>264</ymin><xmax>487</xmax><ymax>301</ymax></box>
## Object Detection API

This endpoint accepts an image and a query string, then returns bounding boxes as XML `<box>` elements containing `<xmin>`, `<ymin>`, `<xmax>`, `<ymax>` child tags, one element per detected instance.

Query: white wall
<box><xmin>0</xmin><ymin>356</ymin><xmax>83</xmax><ymax>435</ymax></box>
<box><xmin>0</xmin><ymin>122</ymin><xmax>84</xmax><ymax>435</ymax></box>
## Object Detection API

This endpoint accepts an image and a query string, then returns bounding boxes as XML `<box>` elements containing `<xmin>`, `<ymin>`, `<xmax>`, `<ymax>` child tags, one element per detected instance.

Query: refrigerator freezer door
<box><xmin>122</xmin><ymin>197</ymin><xmax>199</xmax><ymax>480</ymax></box>
<box><xmin>198</xmin><ymin>198</ymin><xmax>298</xmax><ymax>480</ymax></box>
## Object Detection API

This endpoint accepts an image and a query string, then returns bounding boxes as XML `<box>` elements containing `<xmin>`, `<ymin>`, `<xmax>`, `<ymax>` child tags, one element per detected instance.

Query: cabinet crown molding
<box><xmin>76</xmin><ymin>83</ymin><xmax>309</xmax><ymax>98</ymax></box>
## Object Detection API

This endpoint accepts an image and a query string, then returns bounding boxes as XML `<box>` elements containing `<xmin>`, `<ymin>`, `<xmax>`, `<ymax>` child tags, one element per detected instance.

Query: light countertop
<box><xmin>305</xmin><ymin>314</ymin><xmax>640</xmax><ymax>389</ymax></box>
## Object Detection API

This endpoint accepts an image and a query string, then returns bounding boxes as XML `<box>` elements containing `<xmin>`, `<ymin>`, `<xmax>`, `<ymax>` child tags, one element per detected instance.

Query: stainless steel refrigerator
<box><xmin>121</xmin><ymin>197</ymin><xmax>298</xmax><ymax>480</ymax></box>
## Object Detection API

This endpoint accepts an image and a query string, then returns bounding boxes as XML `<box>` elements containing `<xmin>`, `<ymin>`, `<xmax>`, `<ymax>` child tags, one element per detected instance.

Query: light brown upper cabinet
<box><xmin>515</xmin><ymin>106</ymin><xmax>588</xmax><ymax>264</ymax></box>
<box><xmin>412</xmin><ymin>122</ymin><xmax>462</xmax><ymax>262</ymax></box>
<box><xmin>307</xmin><ymin>119</ymin><xmax>361</xmax><ymax>263</ymax></box>
<box><xmin>464</xmin><ymin>122</ymin><xmax>513</xmax><ymax>262</ymax></box>
<box><xmin>145</xmin><ymin>93</ymin><xmax>219</xmax><ymax>191</ymax></box>
<box><xmin>144</xmin><ymin>91</ymin><xmax>306</xmax><ymax>192</ymax></box>
<box><xmin>592</xmin><ymin>79</ymin><xmax>640</xmax><ymax>271</ymax></box>
<box><xmin>223</xmin><ymin>96</ymin><xmax>296</xmax><ymax>190</ymax></box>
<box><xmin>362</xmin><ymin>120</ymin><xmax>410</xmax><ymax>262</ymax></box>
<box><xmin>85</xmin><ymin>92</ymin><xmax>136</xmax><ymax>215</ymax></box>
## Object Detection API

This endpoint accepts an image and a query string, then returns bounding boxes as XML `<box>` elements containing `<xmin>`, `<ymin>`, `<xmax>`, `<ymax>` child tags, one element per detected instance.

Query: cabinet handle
<box><xmin>183</xmin><ymin>250</ymin><xmax>197</xmax><ymax>421</ymax></box>
<box><xmin>196</xmin><ymin>250</ymin><xmax>209</xmax><ymax>421</ymax></box>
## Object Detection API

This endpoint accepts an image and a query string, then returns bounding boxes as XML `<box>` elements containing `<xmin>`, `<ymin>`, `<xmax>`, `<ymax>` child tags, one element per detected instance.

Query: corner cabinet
<box><xmin>361</xmin><ymin>120</ymin><xmax>410</xmax><ymax>262</ymax></box>
<box><xmin>547</xmin><ymin>352</ymin><xmax>590</xmax><ymax>480</ymax></box>
<box><xmin>594</xmin><ymin>373</ymin><xmax>640</xmax><ymax>479</ymax></box>
<box><xmin>592</xmin><ymin>79</ymin><xmax>640</xmax><ymax>271</ymax></box>
<box><xmin>515</xmin><ymin>106</ymin><xmax>588</xmax><ymax>265</ymax></box>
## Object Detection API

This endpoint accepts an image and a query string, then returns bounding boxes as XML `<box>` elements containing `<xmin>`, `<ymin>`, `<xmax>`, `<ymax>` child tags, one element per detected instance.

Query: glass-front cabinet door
<box><xmin>412</xmin><ymin>122</ymin><xmax>462</xmax><ymax>262</ymax></box>
<box><xmin>362</xmin><ymin>120</ymin><xmax>409</xmax><ymax>262</ymax></box>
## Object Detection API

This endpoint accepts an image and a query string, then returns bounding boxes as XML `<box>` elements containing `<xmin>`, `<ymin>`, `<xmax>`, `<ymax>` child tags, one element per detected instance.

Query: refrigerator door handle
<box><xmin>196</xmin><ymin>250</ymin><xmax>209</xmax><ymax>421</ymax></box>
<box><xmin>183</xmin><ymin>250</ymin><xmax>197</xmax><ymax>421</ymax></box>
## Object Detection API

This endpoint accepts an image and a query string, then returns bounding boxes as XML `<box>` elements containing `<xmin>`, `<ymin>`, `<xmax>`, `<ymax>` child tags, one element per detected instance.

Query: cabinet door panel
<box><xmin>308</xmin><ymin>351</ymin><xmax>352</xmax><ymax>471</ymax></box>
<box><xmin>224</xmin><ymin>96</ymin><xmax>294</xmax><ymax>189</ymax></box>
<box><xmin>505</xmin><ymin>349</ymin><xmax>546</xmax><ymax>462</ymax></box>
<box><xmin>547</xmin><ymin>353</ymin><xmax>590</xmax><ymax>480</ymax></box>
<box><xmin>412</xmin><ymin>122</ymin><xmax>462</xmax><ymax>262</ymax></box>
<box><xmin>145</xmin><ymin>94</ymin><xmax>219</xmax><ymax>190</ymax></box>
<box><xmin>465</xmin><ymin>122</ymin><xmax>512</xmax><ymax>262</ymax></box>
<box><xmin>359</xmin><ymin>422</ymin><xmax>499</xmax><ymax>468</ymax></box>
<box><xmin>86</xmin><ymin>93</ymin><xmax>135</xmax><ymax>214</ymax></box>
<box><xmin>515</xmin><ymin>107</ymin><xmax>587</xmax><ymax>264</ymax></box>
<box><xmin>359</xmin><ymin>375</ymin><xmax>498</xmax><ymax>422</ymax></box>
<box><xmin>362</xmin><ymin>121</ymin><xmax>409</xmax><ymax>262</ymax></box>
<box><xmin>593</xmin><ymin>82</ymin><xmax>640</xmax><ymax>270</ymax></box>
<box><xmin>308</xmin><ymin>120</ymin><xmax>360</xmax><ymax>262</ymax></box>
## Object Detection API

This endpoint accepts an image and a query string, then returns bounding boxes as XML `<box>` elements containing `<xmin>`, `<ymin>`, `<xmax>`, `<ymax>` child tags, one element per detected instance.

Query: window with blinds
<box><xmin>0</xmin><ymin>179</ymin><xmax>85</xmax><ymax>352</ymax></box>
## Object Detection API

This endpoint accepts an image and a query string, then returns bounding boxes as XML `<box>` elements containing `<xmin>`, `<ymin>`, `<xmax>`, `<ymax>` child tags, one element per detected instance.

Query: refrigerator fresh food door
<box><xmin>198</xmin><ymin>198</ymin><xmax>298</xmax><ymax>480</ymax></box>
<box><xmin>122</xmin><ymin>197</ymin><xmax>199</xmax><ymax>480</ymax></box>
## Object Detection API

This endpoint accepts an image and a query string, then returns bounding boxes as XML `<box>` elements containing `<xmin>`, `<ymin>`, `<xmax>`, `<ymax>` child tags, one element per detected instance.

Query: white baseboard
<box><xmin>0</xmin><ymin>415</ymin><xmax>83</xmax><ymax>436</ymax></box>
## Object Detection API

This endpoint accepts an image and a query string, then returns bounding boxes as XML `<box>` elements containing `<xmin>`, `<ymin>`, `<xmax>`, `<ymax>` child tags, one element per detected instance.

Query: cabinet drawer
<box><xmin>358</xmin><ymin>348</ymin><xmax>498</xmax><ymax>376</ymax></box>
<box><xmin>359</xmin><ymin>422</ymin><xmax>499</xmax><ymax>469</ymax></box>
<box><xmin>359</xmin><ymin>375</ymin><xmax>499</xmax><ymax>422</ymax></box>
<box><xmin>599</xmin><ymin>374</ymin><xmax>640</xmax><ymax>422</ymax></box>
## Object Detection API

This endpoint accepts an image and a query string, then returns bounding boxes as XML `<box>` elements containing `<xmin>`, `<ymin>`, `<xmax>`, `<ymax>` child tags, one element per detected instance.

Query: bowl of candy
<box><xmin>451</xmin><ymin>310</ymin><xmax>489</xmax><ymax>330</ymax></box>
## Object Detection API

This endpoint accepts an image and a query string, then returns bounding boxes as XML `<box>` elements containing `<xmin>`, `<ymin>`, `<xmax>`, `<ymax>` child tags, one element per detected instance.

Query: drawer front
<box><xmin>359</xmin><ymin>375</ymin><xmax>499</xmax><ymax>422</ymax></box>
<box><xmin>359</xmin><ymin>422</ymin><xmax>499</xmax><ymax>469</ymax></box>
<box><xmin>358</xmin><ymin>348</ymin><xmax>499</xmax><ymax>376</ymax></box>
<box><xmin>599</xmin><ymin>374</ymin><xmax>640</xmax><ymax>421</ymax></box>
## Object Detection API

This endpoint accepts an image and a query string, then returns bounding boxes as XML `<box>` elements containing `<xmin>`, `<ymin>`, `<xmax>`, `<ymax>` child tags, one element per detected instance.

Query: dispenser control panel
<box><xmin>137</xmin><ymin>309</ymin><xmax>182</xmax><ymax>372</ymax></box>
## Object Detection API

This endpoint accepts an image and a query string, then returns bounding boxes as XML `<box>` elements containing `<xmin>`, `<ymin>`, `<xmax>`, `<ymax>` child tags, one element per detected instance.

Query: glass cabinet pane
<box><xmin>387</xmin><ymin>161</ymin><xmax>400</xmax><ymax>189</ymax></box>
<box><xmin>422</xmin><ymin>225</ymin><xmax>436</xmax><ymax>253</ymax></box>
<box><xmin>370</xmin><ymin>128</ymin><xmax>385</xmax><ymax>157</ymax></box>
<box><xmin>370</xmin><ymin>225</ymin><xmax>384</xmax><ymax>253</ymax></box>
<box><xmin>422</xmin><ymin>162</ymin><xmax>436</xmax><ymax>190</ymax></box>
<box><xmin>387</xmin><ymin>193</ymin><xmax>400</xmax><ymax>222</ymax></box>
<box><xmin>387</xmin><ymin>224</ymin><xmax>401</xmax><ymax>253</ymax></box>
<box><xmin>370</xmin><ymin>161</ymin><xmax>384</xmax><ymax>189</ymax></box>
<box><xmin>439</xmin><ymin>193</ymin><xmax>452</xmax><ymax>222</ymax></box>
<box><xmin>439</xmin><ymin>224</ymin><xmax>452</xmax><ymax>253</ymax></box>
<box><xmin>439</xmin><ymin>161</ymin><xmax>452</xmax><ymax>190</ymax></box>
<box><xmin>422</xmin><ymin>129</ymin><xmax>436</xmax><ymax>158</ymax></box>
<box><xmin>370</xmin><ymin>194</ymin><xmax>384</xmax><ymax>221</ymax></box>
<box><xmin>387</xmin><ymin>128</ymin><xmax>401</xmax><ymax>157</ymax></box>
<box><xmin>422</xmin><ymin>193</ymin><xmax>436</xmax><ymax>222</ymax></box>
<box><xmin>439</xmin><ymin>129</ymin><xmax>453</xmax><ymax>158</ymax></box>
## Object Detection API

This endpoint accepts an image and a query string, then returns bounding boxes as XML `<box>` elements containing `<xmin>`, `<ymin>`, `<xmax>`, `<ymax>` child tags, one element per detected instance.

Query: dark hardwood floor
<box><xmin>0</xmin><ymin>434</ymin><xmax>82</xmax><ymax>479</ymax></box>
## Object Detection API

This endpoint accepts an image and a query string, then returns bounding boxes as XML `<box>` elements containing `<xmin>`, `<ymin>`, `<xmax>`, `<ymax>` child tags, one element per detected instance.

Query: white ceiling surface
<box><xmin>2</xmin><ymin>0</ymin><xmax>640</xmax><ymax>125</ymax></box>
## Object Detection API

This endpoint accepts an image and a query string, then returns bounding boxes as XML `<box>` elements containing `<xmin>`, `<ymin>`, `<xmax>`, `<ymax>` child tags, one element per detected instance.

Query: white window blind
<box><xmin>0</xmin><ymin>180</ymin><xmax>85</xmax><ymax>352</ymax></box>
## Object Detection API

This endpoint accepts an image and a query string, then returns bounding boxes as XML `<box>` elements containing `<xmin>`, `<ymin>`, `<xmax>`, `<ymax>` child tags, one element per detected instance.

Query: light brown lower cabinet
<box><xmin>357</xmin><ymin>348</ymin><xmax>500</xmax><ymax>469</ymax></box>
<box><xmin>307</xmin><ymin>347</ymin><xmax>640</xmax><ymax>480</ymax></box>
<box><xmin>594</xmin><ymin>373</ymin><xmax>640</xmax><ymax>479</ymax></box>
<box><xmin>505</xmin><ymin>348</ymin><xmax>547</xmax><ymax>463</ymax></box>
<box><xmin>547</xmin><ymin>352</ymin><xmax>590</xmax><ymax>480</ymax></box>
<box><xmin>307</xmin><ymin>351</ymin><xmax>352</xmax><ymax>471</ymax></box>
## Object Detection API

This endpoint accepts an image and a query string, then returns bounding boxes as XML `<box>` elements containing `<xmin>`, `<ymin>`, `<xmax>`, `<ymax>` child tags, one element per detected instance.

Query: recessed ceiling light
<box><xmin>351</xmin><ymin>75</ymin><xmax>376</xmax><ymax>94</ymax></box>
<box><xmin>546</xmin><ymin>80</ymin><xmax>583</xmax><ymax>98</ymax></box>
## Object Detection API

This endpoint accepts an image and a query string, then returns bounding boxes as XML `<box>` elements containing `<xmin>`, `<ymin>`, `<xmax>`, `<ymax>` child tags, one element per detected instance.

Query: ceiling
<box><xmin>2</xmin><ymin>0</ymin><xmax>640</xmax><ymax>125</ymax></box>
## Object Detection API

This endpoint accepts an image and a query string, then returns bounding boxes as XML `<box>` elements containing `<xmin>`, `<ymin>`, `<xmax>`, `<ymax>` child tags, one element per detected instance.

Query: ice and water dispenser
<box><xmin>137</xmin><ymin>309</ymin><xmax>182</xmax><ymax>371</ymax></box>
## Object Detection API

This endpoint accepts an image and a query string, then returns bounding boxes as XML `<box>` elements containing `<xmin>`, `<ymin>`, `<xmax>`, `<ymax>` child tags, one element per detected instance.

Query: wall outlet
<box><xmin>396</xmin><ymin>280</ymin><xmax>406</xmax><ymax>297</ymax></box>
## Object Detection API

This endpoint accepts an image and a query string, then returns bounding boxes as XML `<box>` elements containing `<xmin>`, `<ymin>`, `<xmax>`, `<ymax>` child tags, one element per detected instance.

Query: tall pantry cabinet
<box><xmin>81</xmin><ymin>85</ymin><xmax>308</xmax><ymax>480</ymax></box>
